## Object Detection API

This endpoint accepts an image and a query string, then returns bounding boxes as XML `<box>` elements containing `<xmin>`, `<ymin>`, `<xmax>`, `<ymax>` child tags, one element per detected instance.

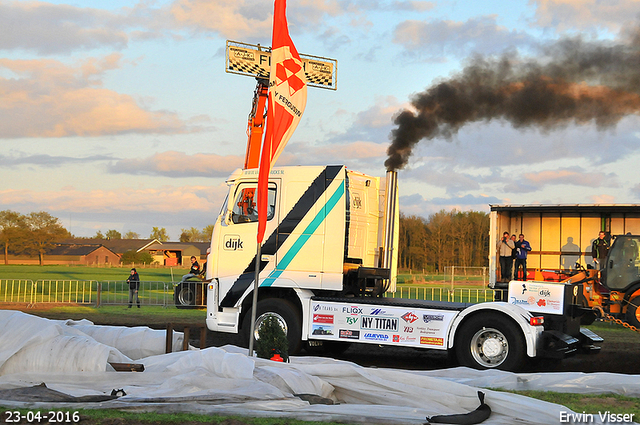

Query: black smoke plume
<box><xmin>386</xmin><ymin>28</ymin><xmax>640</xmax><ymax>171</ymax></box>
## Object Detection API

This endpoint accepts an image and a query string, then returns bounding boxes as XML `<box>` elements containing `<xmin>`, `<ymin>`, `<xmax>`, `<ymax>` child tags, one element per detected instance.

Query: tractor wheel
<box><xmin>242</xmin><ymin>298</ymin><xmax>303</xmax><ymax>355</ymax></box>
<box><xmin>455</xmin><ymin>312</ymin><xmax>526</xmax><ymax>371</ymax></box>
<box><xmin>174</xmin><ymin>282</ymin><xmax>196</xmax><ymax>309</ymax></box>
<box><xmin>625</xmin><ymin>296</ymin><xmax>640</xmax><ymax>328</ymax></box>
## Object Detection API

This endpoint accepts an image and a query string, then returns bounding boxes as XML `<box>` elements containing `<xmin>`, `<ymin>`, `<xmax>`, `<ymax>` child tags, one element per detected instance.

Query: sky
<box><xmin>1</xmin><ymin>0</ymin><xmax>640</xmax><ymax>239</ymax></box>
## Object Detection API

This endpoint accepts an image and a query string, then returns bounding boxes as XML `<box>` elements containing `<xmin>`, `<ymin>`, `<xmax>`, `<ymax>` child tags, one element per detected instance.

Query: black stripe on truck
<box><xmin>219</xmin><ymin>165</ymin><xmax>343</xmax><ymax>308</ymax></box>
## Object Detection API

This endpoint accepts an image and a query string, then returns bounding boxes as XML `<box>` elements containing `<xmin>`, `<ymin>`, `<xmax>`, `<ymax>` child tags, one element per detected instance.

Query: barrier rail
<box><xmin>386</xmin><ymin>286</ymin><xmax>497</xmax><ymax>303</ymax></box>
<box><xmin>2</xmin><ymin>279</ymin><xmax>498</xmax><ymax>307</ymax></box>
<box><xmin>0</xmin><ymin>279</ymin><xmax>180</xmax><ymax>307</ymax></box>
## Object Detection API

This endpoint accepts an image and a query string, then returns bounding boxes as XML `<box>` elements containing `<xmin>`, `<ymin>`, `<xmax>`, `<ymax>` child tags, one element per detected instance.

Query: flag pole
<box><xmin>248</xmin><ymin>243</ymin><xmax>261</xmax><ymax>356</ymax></box>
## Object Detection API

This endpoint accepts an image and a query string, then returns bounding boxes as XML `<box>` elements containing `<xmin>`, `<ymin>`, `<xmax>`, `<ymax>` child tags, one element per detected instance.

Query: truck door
<box><xmin>215</xmin><ymin>180</ymin><xmax>279</xmax><ymax>306</ymax></box>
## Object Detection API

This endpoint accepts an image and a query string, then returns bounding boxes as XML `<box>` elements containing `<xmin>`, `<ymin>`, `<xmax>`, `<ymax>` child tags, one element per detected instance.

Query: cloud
<box><xmin>393</xmin><ymin>16</ymin><xmax>538</xmax><ymax>59</ymax></box>
<box><xmin>0</xmin><ymin>1</ymin><xmax>130</xmax><ymax>54</ymax></box>
<box><xmin>399</xmin><ymin>192</ymin><xmax>500</xmax><ymax>217</ymax></box>
<box><xmin>109</xmin><ymin>151</ymin><xmax>243</xmax><ymax>177</ymax></box>
<box><xmin>0</xmin><ymin>55</ymin><xmax>192</xmax><ymax>138</ymax></box>
<box><xmin>502</xmin><ymin>166</ymin><xmax>620</xmax><ymax>193</ymax></box>
<box><xmin>0</xmin><ymin>153</ymin><xmax>115</xmax><ymax>168</ymax></box>
<box><xmin>0</xmin><ymin>184</ymin><xmax>228</xmax><ymax>214</ymax></box>
<box><xmin>530</xmin><ymin>0</ymin><xmax>640</xmax><ymax>32</ymax></box>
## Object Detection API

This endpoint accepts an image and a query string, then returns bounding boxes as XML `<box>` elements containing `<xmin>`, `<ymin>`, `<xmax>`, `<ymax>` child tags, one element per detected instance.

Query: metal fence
<box><xmin>0</xmin><ymin>279</ymin><xmax>180</xmax><ymax>307</ymax></box>
<box><xmin>385</xmin><ymin>286</ymin><xmax>497</xmax><ymax>303</ymax></box>
<box><xmin>2</xmin><ymin>278</ymin><xmax>499</xmax><ymax>307</ymax></box>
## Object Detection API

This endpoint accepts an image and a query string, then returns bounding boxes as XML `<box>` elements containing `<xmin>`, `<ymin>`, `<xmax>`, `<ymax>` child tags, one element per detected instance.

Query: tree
<box><xmin>150</xmin><ymin>227</ymin><xmax>169</xmax><ymax>242</ymax></box>
<box><xmin>202</xmin><ymin>224</ymin><xmax>214</xmax><ymax>241</ymax></box>
<box><xmin>0</xmin><ymin>210</ymin><xmax>27</xmax><ymax>265</ymax></box>
<box><xmin>179</xmin><ymin>227</ymin><xmax>203</xmax><ymax>242</ymax></box>
<box><xmin>121</xmin><ymin>250</ymin><xmax>154</xmax><ymax>265</ymax></box>
<box><xmin>105</xmin><ymin>229</ymin><xmax>122</xmax><ymax>240</ymax></box>
<box><xmin>24</xmin><ymin>212</ymin><xmax>70</xmax><ymax>266</ymax></box>
<box><xmin>94</xmin><ymin>230</ymin><xmax>105</xmax><ymax>239</ymax></box>
<box><xmin>124</xmin><ymin>231</ymin><xmax>140</xmax><ymax>239</ymax></box>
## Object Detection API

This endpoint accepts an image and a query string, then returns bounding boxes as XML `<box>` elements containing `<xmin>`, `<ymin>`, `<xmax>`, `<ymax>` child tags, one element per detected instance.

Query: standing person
<box><xmin>592</xmin><ymin>231</ymin><xmax>610</xmax><ymax>270</ymax></box>
<box><xmin>497</xmin><ymin>231</ymin><xmax>515</xmax><ymax>282</ymax></box>
<box><xmin>127</xmin><ymin>268</ymin><xmax>140</xmax><ymax>308</ymax></box>
<box><xmin>510</xmin><ymin>234</ymin><xmax>517</xmax><ymax>280</ymax></box>
<box><xmin>514</xmin><ymin>234</ymin><xmax>532</xmax><ymax>281</ymax></box>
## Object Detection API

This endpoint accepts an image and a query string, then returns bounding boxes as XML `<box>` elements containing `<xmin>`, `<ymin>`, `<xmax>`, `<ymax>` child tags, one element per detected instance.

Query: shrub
<box><xmin>255</xmin><ymin>315</ymin><xmax>289</xmax><ymax>362</ymax></box>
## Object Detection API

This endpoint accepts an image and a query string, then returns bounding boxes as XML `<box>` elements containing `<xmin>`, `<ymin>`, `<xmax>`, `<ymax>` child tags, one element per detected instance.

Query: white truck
<box><xmin>204</xmin><ymin>165</ymin><xmax>598</xmax><ymax>370</ymax></box>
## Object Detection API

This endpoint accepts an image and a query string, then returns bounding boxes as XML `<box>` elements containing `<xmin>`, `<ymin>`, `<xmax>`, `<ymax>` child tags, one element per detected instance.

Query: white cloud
<box><xmin>393</xmin><ymin>16</ymin><xmax>538</xmax><ymax>59</ymax></box>
<box><xmin>109</xmin><ymin>151</ymin><xmax>244</xmax><ymax>177</ymax></box>
<box><xmin>0</xmin><ymin>55</ymin><xmax>192</xmax><ymax>138</ymax></box>
<box><xmin>0</xmin><ymin>184</ymin><xmax>228</xmax><ymax>214</ymax></box>
<box><xmin>530</xmin><ymin>0</ymin><xmax>640</xmax><ymax>32</ymax></box>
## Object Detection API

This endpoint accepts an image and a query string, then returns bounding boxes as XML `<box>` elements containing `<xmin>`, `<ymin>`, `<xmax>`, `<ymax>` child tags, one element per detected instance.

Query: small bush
<box><xmin>255</xmin><ymin>315</ymin><xmax>289</xmax><ymax>362</ymax></box>
<box><xmin>120</xmin><ymin>250</ymin><xmax>154</xmax><ymax>265</ymax></box>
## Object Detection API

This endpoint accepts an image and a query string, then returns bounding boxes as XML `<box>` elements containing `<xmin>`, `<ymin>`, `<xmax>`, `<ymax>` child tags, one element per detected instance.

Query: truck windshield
<box><xmin>605</xmin><ymin>235</ymin><xmax>640</xmax><ymax>290</ymax></box>
<box><xmin>231</xmin><ymin>184</ymin><xmax>276</xmax><ymax>224</ymax></box>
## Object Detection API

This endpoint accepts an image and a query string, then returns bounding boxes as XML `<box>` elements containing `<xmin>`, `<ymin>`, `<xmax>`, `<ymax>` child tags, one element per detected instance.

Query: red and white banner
<box><xmin>257</xmin><ymin>0</ymin><xmax>307</xmax><ymax>243</ymax></box>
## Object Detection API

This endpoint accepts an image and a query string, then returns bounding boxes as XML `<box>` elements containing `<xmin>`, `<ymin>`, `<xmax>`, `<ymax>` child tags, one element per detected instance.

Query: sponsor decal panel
<box><xmin>311</xmin><ymin>324</ymin><xmax>334</xmax><ymax>336</ymax></box>
<box><xmin>339</xmin><ymin>329</ymin><xmax>360</xmax><ymax>340</ymax></box>
<box><xmin>363</xmin><ymin>333</ymin><xmax>389</xmax><ymax>342</ymax></box>
<box><xmin>420</xmin><ymin>336</ymin><xmax>444</xmax><ymax>346</ymax></box>
<box><xmin>508</xmin><ymin>281</ymin><xmax>565</xmax><ymax>315</ymax></box>
<box><xmin>423</xmin><ymin>314</ymin><xmax>444</xmax><ymax>323</ymax></box>
<box><xmin>361</xmin><ymin>316</ymin><xmax>398</xmax><ymax>332</ymax></box>
<box><xmin>401</xmin><ymin>312</ymin><xmax>418</xmax><ymax>323</ymax></box>
<box><xmin>313</xmin><ymin>314</ymin><xmax>334</xmax><ymax>324</ymax></box>
<box><xmin>310</xmin><ymin>303</ymin><xmax>454</xmax><ymax>348</ymax></box>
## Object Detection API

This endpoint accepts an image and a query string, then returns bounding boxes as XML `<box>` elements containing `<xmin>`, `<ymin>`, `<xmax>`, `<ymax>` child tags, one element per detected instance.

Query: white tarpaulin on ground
<box><xmin>0</xmin><ymin>310</ymin><xmax>637</xmax><ymax>425</ymax></box>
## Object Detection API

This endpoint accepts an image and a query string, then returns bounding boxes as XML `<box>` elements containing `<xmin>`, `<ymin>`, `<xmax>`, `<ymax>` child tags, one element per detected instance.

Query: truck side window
<box><xmin>231</xmin><ymin>184</ymin><xmax>276</xmax><ymax>224</ymax></box>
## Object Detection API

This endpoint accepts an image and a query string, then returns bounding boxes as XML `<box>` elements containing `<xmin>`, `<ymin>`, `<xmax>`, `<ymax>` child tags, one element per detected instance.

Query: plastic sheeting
<box><xmin>0</xmin><ymin>310</ymin><xmax>638</xmax><ymax>425</ymax></box>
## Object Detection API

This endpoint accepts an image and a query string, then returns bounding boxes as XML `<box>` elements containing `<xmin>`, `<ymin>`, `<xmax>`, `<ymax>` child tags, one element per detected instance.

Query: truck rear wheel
<box><xmin>174</xmin><ymin>282</ymin><xmax>196</xmax><ymax>309</ymax></box>
<box><xmin>455</xmin><ymin>312</ymin><xmax>525</xmax><ymax>371</ymax></box>
<box><xmin>243</xmin><ymin>298</ymin><xmax>303</xmax><ymax>355</ymax></box>
<box><xmin>626</xmin><ymin>296</ymin><xmax>640</xmax><ymax>328</ymax></box>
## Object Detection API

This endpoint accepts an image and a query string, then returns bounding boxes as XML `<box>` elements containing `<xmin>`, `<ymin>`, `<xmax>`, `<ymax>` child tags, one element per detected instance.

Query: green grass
<box><xmin>0</xmin><ymin>264</ymin><xmax>182</xmax><ymax>282</ymax></box>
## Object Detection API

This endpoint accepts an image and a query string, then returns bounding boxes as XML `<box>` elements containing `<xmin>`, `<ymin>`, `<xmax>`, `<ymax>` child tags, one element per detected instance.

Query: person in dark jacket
<box><xmin>127</xmin><ymin>268</ymin><xmax>140</xmax><ymax>308</ymax></box>
<box><xmin>514</xmin><ymin>234</ymin><xmax>532</xmax><ymax>281</ymax></box>
<box><xmin>591</xmin><ymin>231</ymin><xmax>610</xmax><ymax>270</ymax></box>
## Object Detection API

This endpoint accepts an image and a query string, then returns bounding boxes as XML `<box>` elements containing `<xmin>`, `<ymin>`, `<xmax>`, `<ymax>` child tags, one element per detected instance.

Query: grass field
<box><xmin>0</xmin><ymin>264</ymin><xmax>181</xmax><ymax>282</ymax></box>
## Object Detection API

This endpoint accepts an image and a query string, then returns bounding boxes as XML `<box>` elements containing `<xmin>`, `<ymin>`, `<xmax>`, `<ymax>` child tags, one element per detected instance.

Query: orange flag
<box><xmin>257</xmin><ymin>0</ymin><xmax>307</xmax><ymax>243</ymax></box>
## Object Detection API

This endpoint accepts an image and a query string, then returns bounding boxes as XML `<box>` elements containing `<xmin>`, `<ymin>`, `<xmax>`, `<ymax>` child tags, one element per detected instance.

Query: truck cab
<box><xmin>205</xmin><ymin>165</ymin><xmax>397</xmax><ymax>351</ymax></box>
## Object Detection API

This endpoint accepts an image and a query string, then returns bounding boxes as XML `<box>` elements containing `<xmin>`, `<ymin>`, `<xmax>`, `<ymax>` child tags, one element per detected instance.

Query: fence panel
<box><xmin>0</xmin><ymin>279</ymin><xmax>35</xmax><ymax>303</ymax></box>
<box><xmin>34</xmin><ymin>280</ymin><xmax>96</xmax><ymax>304</ymax></box>
<box><xmin>386</xmin><ymin>285</ymin><xmax>497</xmax><ymax>304</ymax></box>
<box><xmin>98</xmin><ymin>281</ymin><xmax>174</xmax><ymax>307</ymax></box>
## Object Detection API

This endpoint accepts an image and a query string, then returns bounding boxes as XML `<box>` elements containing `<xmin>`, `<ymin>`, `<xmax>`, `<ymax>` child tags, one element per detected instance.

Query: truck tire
<box><xmin>243</xmin><ymin>298</ymin><xmax>303</xmax><ymax>355</ymax></box>
<box><xmin>174</xmin><ymin>282</ymin><xmax>196</xmax><ymax>309</ymax></box>
<box><xmin>455</xmin><ymin>312</ymin><xmax>525</xmax><ymax>371</ymax></box>
<box><xmin>626</xmin><ymin>296</ymin><xmax>640</xmax><ymax>328</ymax></box>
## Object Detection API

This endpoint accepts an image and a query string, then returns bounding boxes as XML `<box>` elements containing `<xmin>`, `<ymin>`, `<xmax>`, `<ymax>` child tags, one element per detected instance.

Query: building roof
<box><xmin>489</xmin><ymin>204</ymin><xmax>640</xmax><ymax>214</ymax></box>
<box><xmin>59</xmin><ymin>238</ymin><xmax>159</xmax><ymax>253</ymax></box>
<box><xmin>146</xmin><ymin>242</ymin><xmax>199</xmax><ymax>251</ymax></box>
<box><xmin>49</xmin><ymin>244</ymin><xmax>118</xmax><ymax>256</ymax></box>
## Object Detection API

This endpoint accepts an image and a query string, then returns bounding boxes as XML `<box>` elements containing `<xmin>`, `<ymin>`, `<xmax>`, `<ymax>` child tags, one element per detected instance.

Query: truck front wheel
<box><xmin>626</xmin><ymin>296</ymin><xmax>640</xmax><ymax>328</ymax></box>
<box><xmin>243</xmin><ymin>298</ymin><xmax>303</xmax><ymax>355</ymax></box>
<box><xmin>455</xmin><ymin>312</ymin><xmax>525</xmax><ymax>371</ymax></box>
